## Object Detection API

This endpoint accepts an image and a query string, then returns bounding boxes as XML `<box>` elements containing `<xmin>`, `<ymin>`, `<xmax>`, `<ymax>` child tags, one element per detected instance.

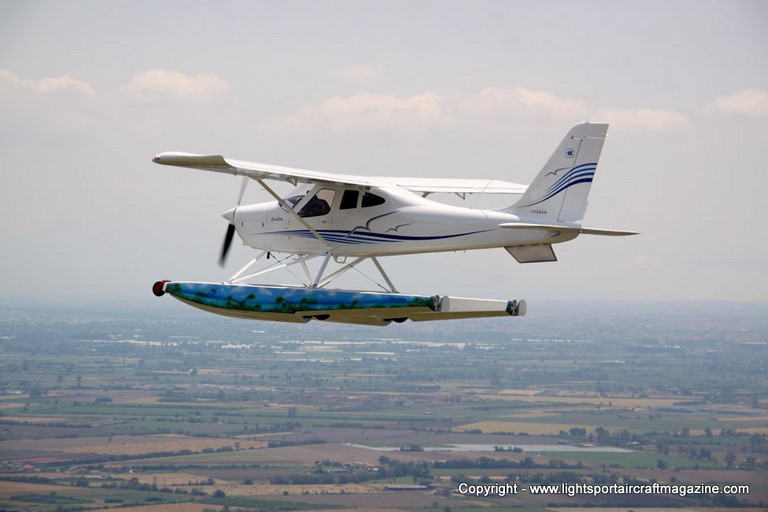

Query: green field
<box><xmin>1</xmin><ymin>303</ymin><xmax>766</xmax><ymax>510</ymax></box>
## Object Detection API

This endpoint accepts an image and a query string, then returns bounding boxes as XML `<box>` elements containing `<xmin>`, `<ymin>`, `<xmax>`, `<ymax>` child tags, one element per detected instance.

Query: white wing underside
<box><xmin>153</xmin><ymin>152</ymin><xmax>527</xmax><ymax>195</ymax></box>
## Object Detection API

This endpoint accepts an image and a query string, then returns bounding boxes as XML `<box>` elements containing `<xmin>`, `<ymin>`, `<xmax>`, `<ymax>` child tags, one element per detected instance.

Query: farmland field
<box><xmin>0</xmin><ymin>301</ymin><xmax>766</xmax><ymax>510</ymax></box>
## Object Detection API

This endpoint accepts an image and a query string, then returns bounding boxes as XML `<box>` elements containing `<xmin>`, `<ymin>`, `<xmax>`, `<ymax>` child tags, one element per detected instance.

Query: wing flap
<box><xmin>381</xmin><ymin>177</ymin><xmax>527</xmax><ymax>195</ymax></box>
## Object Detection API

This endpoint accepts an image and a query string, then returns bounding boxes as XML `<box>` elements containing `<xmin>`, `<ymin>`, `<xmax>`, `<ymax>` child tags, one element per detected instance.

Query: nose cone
<box><xmin>222</xmin><ymin>207</ymin><xmax>236</xmax><ymax>223</ymax></box>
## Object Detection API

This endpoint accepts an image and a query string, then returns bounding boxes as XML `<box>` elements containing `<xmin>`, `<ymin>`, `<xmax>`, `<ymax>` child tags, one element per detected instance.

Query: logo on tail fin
<box><xmin>517</xmin><ymin>162</ymin><xmax>596</xmax><ymax>207</ymax></box>
<box><xmin>545</xmin><ymin>167</ymin><xmax>569</xmax><ymax>178</ymax></box>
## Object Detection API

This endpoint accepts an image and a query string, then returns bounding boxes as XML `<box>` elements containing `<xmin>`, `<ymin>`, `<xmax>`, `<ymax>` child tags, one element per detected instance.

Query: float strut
<box><xmin>312</xmin><ymin>253</ymin><xmax>332</xmax><ymax>288</ymax></box>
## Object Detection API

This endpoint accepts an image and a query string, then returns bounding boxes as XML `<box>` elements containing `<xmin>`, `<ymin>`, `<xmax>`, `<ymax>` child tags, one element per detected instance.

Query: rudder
<box><xmin>506</xmin><ymin>122</ymin><xmax>608</xmax><ymax>223</ymax></box>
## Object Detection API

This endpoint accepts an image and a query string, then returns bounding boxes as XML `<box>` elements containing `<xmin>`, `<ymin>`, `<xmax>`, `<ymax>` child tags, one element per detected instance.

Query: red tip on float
<box><xmin>152</xmin><ymin>280</ymin><xmax>169</xmax><ymax>297</ymax></box>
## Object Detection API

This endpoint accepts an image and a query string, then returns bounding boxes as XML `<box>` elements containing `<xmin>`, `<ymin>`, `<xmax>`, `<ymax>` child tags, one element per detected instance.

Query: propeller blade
<box><xmin>218</xmin><ymin>177</ymin><xmax>247</xmax><ymax>267</ymax></box>
<box><xmin>237</xmin><ymin>176</ymin><xmax>248</xmax><ymax>205</ymax></box>
<box><xmin>219</xmin><ymin>223</ymin><xmax>236</xmax><ymax>267</ymax></box>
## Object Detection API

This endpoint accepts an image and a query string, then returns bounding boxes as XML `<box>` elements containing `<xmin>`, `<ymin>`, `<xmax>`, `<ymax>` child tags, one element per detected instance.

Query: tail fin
<box><xmin>506</xmin><ymin>122</ymin><xmax>608</xmax><ymax>223</ymax></box>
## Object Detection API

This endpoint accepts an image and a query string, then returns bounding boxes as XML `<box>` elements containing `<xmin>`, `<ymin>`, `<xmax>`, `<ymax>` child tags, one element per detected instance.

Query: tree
<box><xmin>569</xmin><ymin>427</ymin><xmax>587</xmax><ymax>437</ymax></box>
<box><xmin>595</xmin><ymin>426</ymin><xmax>610</xmax><ymax>442</ymax></box>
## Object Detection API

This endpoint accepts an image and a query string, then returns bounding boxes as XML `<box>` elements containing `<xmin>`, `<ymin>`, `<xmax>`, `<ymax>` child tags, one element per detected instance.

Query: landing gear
<box><xmin>227</xmin><ymin>252</ymin><xmax>398</xmax><ymax>292</ymax></box>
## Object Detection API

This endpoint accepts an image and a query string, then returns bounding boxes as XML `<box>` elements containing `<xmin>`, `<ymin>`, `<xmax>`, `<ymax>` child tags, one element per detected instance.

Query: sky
<box><xmin>1</xmin><ymin>0</ymin><xmax>767</xmax><ymax>308</ymax></box>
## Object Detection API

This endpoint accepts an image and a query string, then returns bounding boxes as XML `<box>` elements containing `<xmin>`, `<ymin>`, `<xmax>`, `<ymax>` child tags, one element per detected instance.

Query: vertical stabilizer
<box><xmin>506</xmin><ymin>123</ymin><xmax>608</xmax><ymax>223</ymax></box>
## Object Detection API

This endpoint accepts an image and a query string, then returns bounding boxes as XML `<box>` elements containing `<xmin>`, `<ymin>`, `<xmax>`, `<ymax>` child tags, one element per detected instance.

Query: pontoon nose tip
<box><xmin>222</xmin><ymin>207</ymin><xmax>236</xmax><ymax>223</ymax></box>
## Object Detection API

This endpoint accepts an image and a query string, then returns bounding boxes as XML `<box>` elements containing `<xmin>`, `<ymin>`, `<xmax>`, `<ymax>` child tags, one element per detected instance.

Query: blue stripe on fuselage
<box><xmin>265</xmin><ymin>228</ymin><xmax>494</xmax><ymax>245</ymax></box>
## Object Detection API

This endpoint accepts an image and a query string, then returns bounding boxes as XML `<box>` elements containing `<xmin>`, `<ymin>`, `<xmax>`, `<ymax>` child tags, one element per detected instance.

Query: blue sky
<box><xmin>1</xmin><ymin>0</ymin><xmax>767</xmax><ymax>305</ymax></box>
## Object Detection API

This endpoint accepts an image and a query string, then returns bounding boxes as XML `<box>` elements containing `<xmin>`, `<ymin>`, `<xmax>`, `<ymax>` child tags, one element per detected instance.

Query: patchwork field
<box><xmin>1</xmin><ymin>303</ymin><xmax>766</xmax><ymax>510</ymax></box>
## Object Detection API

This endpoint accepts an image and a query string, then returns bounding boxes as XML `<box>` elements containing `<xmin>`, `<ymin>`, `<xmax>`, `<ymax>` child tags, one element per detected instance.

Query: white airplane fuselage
<box><xmin>155</xmin><ymin>123</ymin><xmax>633</xmax><ymax>267</ymax></box>
<box><xmin>151</xmin><ymin>123</ymin><xmax>638</xmax><ymax>325</ymax></box>
<box><xmin>229</xmin><ymin>183</ymin><xmax>579</xmax><ymax>257</ymax></box>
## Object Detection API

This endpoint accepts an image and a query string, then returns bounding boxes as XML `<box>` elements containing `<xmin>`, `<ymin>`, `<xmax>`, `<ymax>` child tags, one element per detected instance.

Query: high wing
<box><xmin>152</xmin><ymin>152</ymin><xmax>527</xmax><ymax>195</ymax></box>
<box><xmin>153</xmin><ymin>152</ymin><xmax>377</xmax><ymax>187</ymax></box>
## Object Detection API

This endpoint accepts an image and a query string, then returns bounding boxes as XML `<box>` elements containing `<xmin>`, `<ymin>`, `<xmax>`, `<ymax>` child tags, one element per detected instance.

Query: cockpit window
<box><xmin>298</xmin><ymin>188</ymin><xmax>336</xmax><ymax>218</ymax></box>
<box><xmin>340</xmin><ymin>189</ymin><xmax>359</xmax><ymax>210</ymax></box>
<box><xmin>283</xmin><ymin>195</ymin><xmax>305</xmax><ymax>209</ymax></box>
<box><xmin>361</xmin><ymin>192</ymin><xmax>385</xmax><ymax>208</ymax></box>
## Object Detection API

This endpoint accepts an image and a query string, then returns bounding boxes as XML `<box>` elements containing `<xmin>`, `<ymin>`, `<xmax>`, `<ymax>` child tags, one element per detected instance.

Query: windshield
<box><xmin>279</xmin><ymin>187</ymin><xmax>336</xmax><ymax>217</ymax></box>
<box><xmin>299</xmin><ymin>189</ymin><xmax>336</xmax><ymax>217</ymax></box>
<box><xmin>283</xmin><ymin>194</ymin><xmax>305</xmax><ymax>209</ymax></box>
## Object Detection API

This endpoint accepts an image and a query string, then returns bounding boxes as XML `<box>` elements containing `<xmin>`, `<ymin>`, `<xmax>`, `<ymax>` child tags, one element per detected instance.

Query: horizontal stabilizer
<box><xmin>579</xmin><ymin>227</ymin><xmax>639</xmax><ymax>236</ymax></box>
<box><xmin>499</xmin><ymin>222</ymin><xmax>579</xmax><ymax>232</ymax></box>
<box><xmin>499</xmin><ymin>223</ymin><xmax>638</xmax><ymax>237</ymax></box>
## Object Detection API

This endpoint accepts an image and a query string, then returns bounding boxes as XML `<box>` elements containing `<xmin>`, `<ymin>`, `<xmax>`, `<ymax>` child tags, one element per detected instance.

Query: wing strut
<box><xmin>253</xmin><ymin>178</ymin><xmax>329</xmax><ymax>247</ymax></box>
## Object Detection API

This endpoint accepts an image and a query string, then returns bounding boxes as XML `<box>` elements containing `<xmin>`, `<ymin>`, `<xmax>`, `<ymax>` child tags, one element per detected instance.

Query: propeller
<box><xmin>219</xmin><ymin>176</ymin><xmax>249</xmax><ymax>267</ymax></box>
<box><xmin>219</xmin><ymin>224</ymin><xmax>236</xmax><ymax>267</ymax></box>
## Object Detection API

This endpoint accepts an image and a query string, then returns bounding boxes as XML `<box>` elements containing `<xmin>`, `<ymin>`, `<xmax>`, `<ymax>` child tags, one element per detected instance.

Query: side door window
<box><xmin>299</xmin><ymin>188</ymin><xmax>336</xmax><ymax>218</ymax></box>
<box><xmin>361</xmin><ymin>192</ymin><xmax>385</xmax><ymax>208</ymax></box>
<box><xmin>340</xmin><ymin>189</ymin><xmax>359</xmax><ymax>210</ymax></box>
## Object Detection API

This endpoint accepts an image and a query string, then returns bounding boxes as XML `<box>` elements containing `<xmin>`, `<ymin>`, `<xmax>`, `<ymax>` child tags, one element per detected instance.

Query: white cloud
<box><xmin>275</xmin><ymin>88</ymin><xmax>703</xmax><ymax>136</ymax></box>
<box><xmin>122</xmin><ymin>68</ymin><xmax>228</xmax><ymax>103</ymax></box>
<box><xmin>35</xmin><ymin>75</ymin><xmax>95</xmax><ymax>96</ymax></box>
<box><xmin>333</xmin><ymin>64</ymin><xmax>385</xmax><ymax>85</ymax></box>
<box><xmin>0</xmin><ymin>69</ymin><xmax>94</xmax><ymax>96</ymax></box>
<box><xmin>457</xmin><ymin>87</ymin><xmax>587</xmax><ymax>120</ymax></box>
<box><xmin>595</xmin><ymin>108</ymin><xmax>687</xmax><ymax>131</ymax></box>
<box><xmin>276</xmin><ymin>86</ymin><xmax>588</xmax><ymax>133</ymax></box>
<box><xmin>0</xmin><ymin>69</ymin><xmax>97</xmax><ymax>133</ymax></box>
<box><xmin>713</xmin><ymin>89</ymin><xmax>768</xmax><ymax>117</ymax></box>
<box><xmin>277</xmin><ymin>91</ymin><xmax>447</xmax><ymax>132</ymax></box>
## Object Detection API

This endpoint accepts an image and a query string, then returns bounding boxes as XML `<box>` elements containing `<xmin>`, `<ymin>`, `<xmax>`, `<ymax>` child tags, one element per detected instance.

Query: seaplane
<box><xmin>152</xmin><ymin>122</ymin><xmax>636</xmax><ymax>326</ymax></box>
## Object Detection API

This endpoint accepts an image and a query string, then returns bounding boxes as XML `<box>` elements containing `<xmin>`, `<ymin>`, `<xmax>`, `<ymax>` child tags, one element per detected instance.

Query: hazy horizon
<box><xmin>2</xmin><ymin>0</ymin><xmax>766</xmax><ymax>307</ymax></box>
